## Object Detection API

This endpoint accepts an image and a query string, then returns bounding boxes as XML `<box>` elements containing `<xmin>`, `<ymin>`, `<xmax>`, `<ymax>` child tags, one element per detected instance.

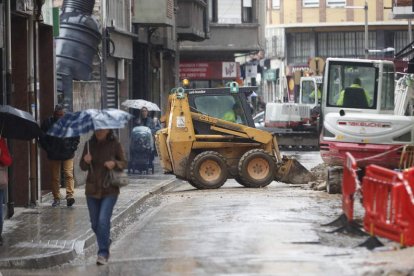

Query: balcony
<box><xmin>180</xmin><ymin>23</ymin><xmax>261</xmax><ymax>57</ymax></box>
<box><xmin>176</xmin><ymin>0</ymin><xmax>209</xmax><ymax>42</ymax></box>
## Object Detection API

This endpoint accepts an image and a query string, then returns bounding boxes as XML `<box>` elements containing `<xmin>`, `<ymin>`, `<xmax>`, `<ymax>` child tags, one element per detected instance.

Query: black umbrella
<box><xmin>0</xmin><ymin>105</ymin><xmax>42</xmax><ymax>140</ymax></box>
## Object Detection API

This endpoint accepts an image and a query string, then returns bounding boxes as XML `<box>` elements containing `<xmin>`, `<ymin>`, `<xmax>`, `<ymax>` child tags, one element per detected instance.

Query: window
<box><xmin>287</xmin><ymin>33</ymin><xmax>312</xmax><ymax>65</ymax></box>
<box><xmin>210</xmin><ymin>0</ymin><xmax>255</xmax><ymax>24</ymax></box>
<box><xmin>242</xmin><ymin>0</ymin><xmax>253</xmax><ymax>23</ymax></box>
<box><xmin>326</xmin><ymin>0</ymin><xmax>345</xmax><ymax>7</ymax></box>
<box><xmin>218</xmin><ymin>0</ymin><xmax>242</xmax><ymax>24</ymax></box>
<box><xmin>272</xmin><ymin>0</ymin><xmax>280</xmax><ymax>9</ymax></box>
<box><xmin>194</xmin><ymin>95</ymin><xmax>248</xmax><ymax>125</ymax></box>
<box><xmin>301</xmin><ymin>80</ymin><xmax>318</xmax><ymax>104</ymax></box>
<box><xmin>326</xmin><ymin>61</ymin><xmax>378</xmax><ymax>109</ymax></box>
<box><xmin>303</xmin><ymin>0</ymin><xmax>319</xmax><ymax>8</ymax></box>
<box><xmin>317</xmin><ymin>31</ymin><xmax>376</xmax><ymax>58</ymax></box>
<box><xmin>209</xmin><ymin>0</ymin><xmax>218</xmax><ymax>22</ymax></box>
<box><xmin>381</xmin><ymin>64</ymin><xmax>395</xmax><ymax>111</ymax></box>
<box><xmin>107</xmin><ymin>0</ymin><xmax>129</xmax><ymax>31</ymax></box>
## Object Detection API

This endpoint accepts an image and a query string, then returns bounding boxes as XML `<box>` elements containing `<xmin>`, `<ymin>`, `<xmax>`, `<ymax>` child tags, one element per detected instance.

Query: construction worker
<box><xmin>222</xmin><ymin>103</ymin><xmax>243</xmax><ymax>123</ymax></box>
<box><xmin>309</xmin><ymin>85</ymin><xmax>322</xmax><ymax>101</ymax></box>
<box><xmin>336</xmin><ymin>78</ymin><xmax>371</xmax><ymax>106</ymax></box>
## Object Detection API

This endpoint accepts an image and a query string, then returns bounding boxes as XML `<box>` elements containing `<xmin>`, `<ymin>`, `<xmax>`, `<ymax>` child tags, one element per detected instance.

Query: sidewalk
<box><xmin>0</xmin><ymin>162</ymin><xmax>179</xmax><ymax>269</ymax></box>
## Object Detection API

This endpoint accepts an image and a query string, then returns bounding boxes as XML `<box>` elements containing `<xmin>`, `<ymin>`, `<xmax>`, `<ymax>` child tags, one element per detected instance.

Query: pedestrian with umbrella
<box><xmin>135</xmin><ymin>107</ymin><xmax>161</xmax><ymax>135</ymax></box>
<box><xmin>39</xmin><ymin>105</ymin><xmax>80</xmax><ymax>207</ymax></box>
<box><xmin>121</xmin><ymin>100</ymin><xmax>161</xmax><ymax>172</ymax></box>
<box><xmin>121</xmin><ymin>99</ymin><xmax>161</xmax><ymax>132</ymax></box>
<box><xmin>0</xmin><ymin>104</ymin><xmax>42</xmax><ymax>246</ymax></box>
<box><xmin>47</xmin><ymin>108</ymin><xmax>131</xmax><ymax>265</ymax></box>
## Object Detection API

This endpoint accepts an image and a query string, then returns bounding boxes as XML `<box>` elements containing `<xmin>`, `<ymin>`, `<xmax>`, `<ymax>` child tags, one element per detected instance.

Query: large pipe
<box><xmin>62</xmin><ymin>0</ymin><xmax>95</xmax><ymax>14</ymax></box>
<box><xmin>56</xmin><ymin>0</ymin><xmax>100</xmax><ymax>81</ymax></box>
<box><xmin>55</xmin><ymin>0</ymin><xmax>101</xmax><ymax>109</ymax></box>
<box><xmin>56</xmin><ymin>13</ymin><xmax>101</xmax><ymax>80</ymax></box>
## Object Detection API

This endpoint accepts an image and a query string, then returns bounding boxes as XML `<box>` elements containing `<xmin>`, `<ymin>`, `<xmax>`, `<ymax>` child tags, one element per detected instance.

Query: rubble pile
<box><xmin>308</xmin><ymin>163</ymin><xmax>328</xmax><ymax>191</ymax></box>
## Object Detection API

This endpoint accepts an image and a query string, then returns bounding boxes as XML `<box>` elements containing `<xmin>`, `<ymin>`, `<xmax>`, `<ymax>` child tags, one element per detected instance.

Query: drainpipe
<box><xmin>28</xmin><ymin>13</ymin><xmax>36</xmax><ymax>207</ymax></box>
<box><xmin>31</xmin><ymin>0</ymin><xmax>44</xmax><ymax>207</ymax></box>
<box><xmin>101</xmin><ymin>0</ymin><xmax>107</xmax><ymax>109</ymax></box>
<box><xmin>4</xmin><ymin>0</ymin><xmax>13</xmax><ymax>218</ymax></box>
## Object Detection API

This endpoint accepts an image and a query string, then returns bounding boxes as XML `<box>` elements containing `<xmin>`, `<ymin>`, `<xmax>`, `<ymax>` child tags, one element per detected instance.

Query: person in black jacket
<box><xmin>39</xmin><ymin>105</ymin><xmax>80</xmax><ymax>207</ymax></box>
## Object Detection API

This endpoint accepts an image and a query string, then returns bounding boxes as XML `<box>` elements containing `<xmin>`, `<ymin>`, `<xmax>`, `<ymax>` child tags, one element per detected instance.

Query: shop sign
<box><xmin>180</xmin><ymin>61</ymin><xmax>240</xmax><ymax>80</ymax></box>
<box><xmin>264</xmin><ymin>69</ymin><xmax>277</xmax><ymax>81</ymax></box>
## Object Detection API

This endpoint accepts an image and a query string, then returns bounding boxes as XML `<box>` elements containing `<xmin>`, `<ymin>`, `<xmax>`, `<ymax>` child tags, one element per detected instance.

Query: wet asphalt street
<box><xmin>2</xmin><ymin>151</ymin><xmax>414</xmax><ymax>275</ymax></box>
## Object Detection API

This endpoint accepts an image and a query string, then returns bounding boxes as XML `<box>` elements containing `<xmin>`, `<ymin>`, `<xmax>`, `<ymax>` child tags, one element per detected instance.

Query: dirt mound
<box><xmin>307</xmin><ymin>163</ymin><xmax>328</xmax><ymax>191</ymax></box>
<box><xmin>310</xmin><ymin>163</ymin><xmax>328</xmax><ymax>181</ymax></box>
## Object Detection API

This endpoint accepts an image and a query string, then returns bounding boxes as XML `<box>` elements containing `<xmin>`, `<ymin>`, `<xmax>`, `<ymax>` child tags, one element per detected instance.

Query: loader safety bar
<box><xmin>362</xmin><ymin>165</ymin><xmax>414</xmax><ymax>246</ymax></box>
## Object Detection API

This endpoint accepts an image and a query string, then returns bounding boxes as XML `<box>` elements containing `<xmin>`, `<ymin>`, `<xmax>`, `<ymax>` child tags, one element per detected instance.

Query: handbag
<box><xmin>104</xmin><ymin>169</ymin><xmax>129</xmax><ymax>188</ymax></box>
<box><xmin>0</xmin><ymin>166</ymin><xmax>8</xmax><ymax>189</ymax></box>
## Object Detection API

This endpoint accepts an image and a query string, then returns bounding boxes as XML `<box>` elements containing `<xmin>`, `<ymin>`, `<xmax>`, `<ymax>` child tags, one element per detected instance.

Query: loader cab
<box><xmin>186</xmin><ymin>86</ymin><xmax>256</xmax><ymax>134</ymax></box>
<box><xmin>322</xmin><ymin>58</ymin><xmax>395</xmax><ymax>116</ymax></box>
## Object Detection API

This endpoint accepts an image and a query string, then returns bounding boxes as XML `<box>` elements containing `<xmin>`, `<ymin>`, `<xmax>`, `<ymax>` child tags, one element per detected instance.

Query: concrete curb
<box><xmin>0</xmin><ymin>177</ymin><xmax>182</xmax><ymax>269</ymax></box>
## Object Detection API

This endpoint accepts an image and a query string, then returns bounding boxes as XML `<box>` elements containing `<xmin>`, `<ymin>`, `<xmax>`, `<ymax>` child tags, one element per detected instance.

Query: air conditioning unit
<box><xmin>132</xmin><ymin>0</ymin><xmax>174</xmax><ymax>27</ymax></box>
<box><xmin>12</xmin><ymin>0</ymin><xmax>34</xmax><ymax>14</ymax></box>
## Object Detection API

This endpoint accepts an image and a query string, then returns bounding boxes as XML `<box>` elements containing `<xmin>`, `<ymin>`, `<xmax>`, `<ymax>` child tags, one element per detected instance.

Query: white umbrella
<box><xmin>121</xmin><ymin>99</ymin><xmax>160</xmax><ymax>112</ymax></box>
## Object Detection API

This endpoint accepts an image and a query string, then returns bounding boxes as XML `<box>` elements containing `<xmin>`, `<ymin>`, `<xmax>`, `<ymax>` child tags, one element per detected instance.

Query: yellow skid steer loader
<box><xmin>155</xmin><ymin>85</ymin><xmax>313</xmax><ymax>189</ymax></box>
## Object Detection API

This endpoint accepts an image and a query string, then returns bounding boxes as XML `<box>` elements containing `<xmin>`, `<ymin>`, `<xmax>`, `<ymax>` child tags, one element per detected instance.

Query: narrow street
<box><xmin>2</xmin><ymin>152</ymin><xmax>414</xmax><ymax>276</ymax></box>
<box><xmin>2</xmin><ymin>1</ymin><xmax>414</xmax><ymax>275</ymax></box>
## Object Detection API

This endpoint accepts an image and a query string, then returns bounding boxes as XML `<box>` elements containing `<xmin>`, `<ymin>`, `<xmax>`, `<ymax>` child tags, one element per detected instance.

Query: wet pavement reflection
<box><xmin>2</xmin><ymin>152</ymin><xmax>414</xmax><ymax>275</ymax></box>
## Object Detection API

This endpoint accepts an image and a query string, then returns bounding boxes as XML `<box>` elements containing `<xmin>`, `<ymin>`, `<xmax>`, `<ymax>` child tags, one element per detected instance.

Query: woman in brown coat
<box><xmin>79</xmin><ymin>129</ymin><xmax>127</xmax><ymax>265</ymax></box>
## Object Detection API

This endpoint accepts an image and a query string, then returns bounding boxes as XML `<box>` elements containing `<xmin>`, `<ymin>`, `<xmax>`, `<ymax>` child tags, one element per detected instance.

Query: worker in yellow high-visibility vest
<box><xmin>336</xmin><ymin>78</ymin><xmax>371</xmax><ymax>106</ymax></box>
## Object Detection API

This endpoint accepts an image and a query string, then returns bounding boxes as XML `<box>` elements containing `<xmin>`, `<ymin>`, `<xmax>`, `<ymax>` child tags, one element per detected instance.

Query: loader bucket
<box><xmin>276</xmin><ymin>156</ymin><xmax>315</xmax><ymax>184</ymax></box>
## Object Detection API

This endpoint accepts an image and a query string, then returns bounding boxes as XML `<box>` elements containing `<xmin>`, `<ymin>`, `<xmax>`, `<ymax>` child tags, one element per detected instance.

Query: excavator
<box><xmin>320</xmin><ymin>57</ymin><xmax>413</xmax><ymax>193</ymax></box>
<box><xmin>263</xmin><ymin>76</ymin><xmax>322</xmax><ymax>149</ymax></box>
<box><xmin>155</xmin><ymin>83</ymin><xmax>314</xmax><ymax>189</ymax></box>
<box><xmin>261</xmin><ymin>57</ymin><xmax>324</xmax><ymax>149</ymax></box>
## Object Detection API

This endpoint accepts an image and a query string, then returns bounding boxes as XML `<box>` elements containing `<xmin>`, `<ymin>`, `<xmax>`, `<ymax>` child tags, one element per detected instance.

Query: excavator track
<box><xmin>256</xmin><ymin>126</ymin><xmax>319</xmax><ymax>151</ymax></box>
<box><xmin>275</xmin><ymin>131</ymin><xmax>319</xmax><ymax>151</ymax></box>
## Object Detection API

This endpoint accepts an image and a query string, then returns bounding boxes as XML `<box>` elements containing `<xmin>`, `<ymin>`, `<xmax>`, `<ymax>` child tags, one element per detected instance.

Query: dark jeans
<box><xmin>0</xmin><ymin>189</ymin><xmax>4</xmax><ymax>236</ymax></box>
<box><xmin>86</xmin><ymin>195</ymin><xmax>118</xmax><ymax>258</ymax></box>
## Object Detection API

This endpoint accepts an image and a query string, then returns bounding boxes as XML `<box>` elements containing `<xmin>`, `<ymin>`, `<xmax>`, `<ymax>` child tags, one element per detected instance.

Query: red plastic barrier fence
<box><xmin>362</xmin><ymin>165</ymin><xmax>414</xmax><ymax>246</ymax></box>
<box><xmin>342</xmin><ymin>152</ymin><xmax>359</xmax><ymax>222</ymax></box>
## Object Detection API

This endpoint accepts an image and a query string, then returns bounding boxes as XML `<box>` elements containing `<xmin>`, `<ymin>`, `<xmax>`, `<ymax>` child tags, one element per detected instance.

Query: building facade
<box><xmin>264</xmin><ymin>0</ymin><xmax>412</xmax><ymax>103</ymax></box>
<box><xmin>179</xmin><ymin>0</ymin><xmax>266</xmax><ymax>88</ymax></box>
<box><xmin>0</xmin><ymin>0</ymin><xmax>210</xmax><ymax>215</ymax></box>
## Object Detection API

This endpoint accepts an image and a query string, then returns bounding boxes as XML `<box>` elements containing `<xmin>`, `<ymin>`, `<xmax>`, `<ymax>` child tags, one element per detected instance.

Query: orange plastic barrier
<box><xmin>362</xmin><ymin>165</ymin><xmax>414</xmax><ymax>246</ymax></box>
<box><xmin>342</xmin><ymin>152</ymin><xmax>359</xmax><ymax>221</ymax></box>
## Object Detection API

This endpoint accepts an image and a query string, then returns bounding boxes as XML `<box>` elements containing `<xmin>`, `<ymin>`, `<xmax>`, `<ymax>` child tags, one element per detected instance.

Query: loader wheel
<box><xmin>189</xmin><ymin>151</ymin><xmax>228</xmax><ymax>189</ymax></box>
<box><xmin>238</xmin><ymin>149</ymin><xmax>276</xmax><ymax>188</ymax></box>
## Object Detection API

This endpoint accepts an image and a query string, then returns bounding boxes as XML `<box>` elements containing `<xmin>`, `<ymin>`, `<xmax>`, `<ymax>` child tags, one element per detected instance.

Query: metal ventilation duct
<box><xmin>56</xmin><ymin>0</ymin><xmax>101</xmax><ymax>81</ymax></box>
<box><xmin>62</xmin><ymin>0</ymin><xmax>95</xmax><ymax>14</ymax></box>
